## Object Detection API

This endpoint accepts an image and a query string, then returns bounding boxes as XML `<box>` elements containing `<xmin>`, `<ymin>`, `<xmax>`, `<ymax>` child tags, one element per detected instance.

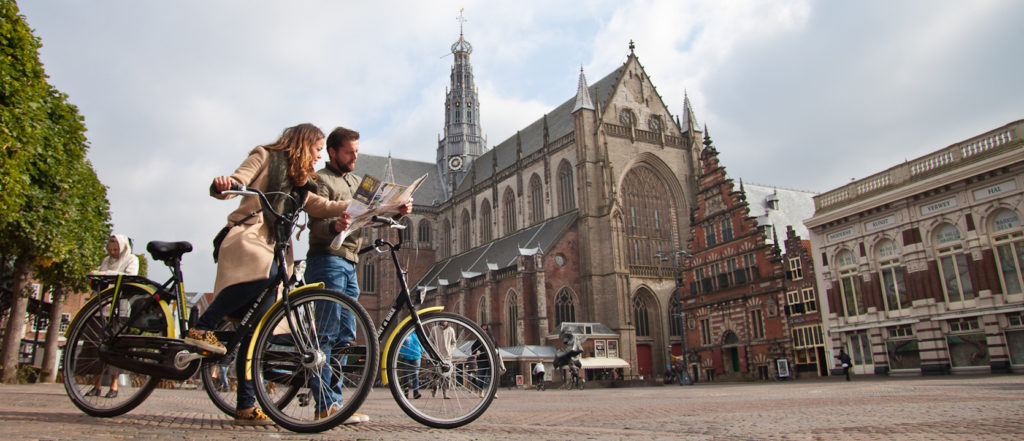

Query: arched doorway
<box><xmin>632</xmin><ymin>288</ymin><xmax>663</xmax><ymax>378</ymax></box>
<box><xmin>722</xmin><ymin>332</ymin><xmax>740</xmax><ymax>373</ymax></box>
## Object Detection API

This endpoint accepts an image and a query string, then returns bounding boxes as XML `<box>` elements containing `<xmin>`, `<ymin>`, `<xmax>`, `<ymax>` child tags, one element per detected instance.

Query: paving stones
<box><xmin>2</xmin><ymin>376</ymin><xmax>1022</xmax><ymax>440</ymax></box>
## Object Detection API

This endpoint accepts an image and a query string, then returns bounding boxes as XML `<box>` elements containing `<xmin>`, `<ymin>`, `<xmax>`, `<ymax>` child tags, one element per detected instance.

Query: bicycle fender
<box><xmin>64</xmin><ymin>281</ymin><xmax>174</xmax><ymax>338</ymax></box>
<box><xmin>380</xmin><ymin>306</ymin><xmax>444</xmax><ymax>386</ymax></box>
<box><xmin>243</xmin><ymin>282</ymin><xmax>326</xmax><ymax>380</ymax></box>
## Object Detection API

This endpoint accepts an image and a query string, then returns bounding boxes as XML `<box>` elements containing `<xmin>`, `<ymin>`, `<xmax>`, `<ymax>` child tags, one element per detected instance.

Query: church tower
<box><xmin>437</xmin><ymin>10</ymin><xmax>485</xmax><ymax>200</ymax></box>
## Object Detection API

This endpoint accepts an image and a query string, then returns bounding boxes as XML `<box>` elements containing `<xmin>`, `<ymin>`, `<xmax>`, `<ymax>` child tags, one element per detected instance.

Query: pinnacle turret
<box><xmin>573</xmin><ymin>67</ymin><xmax>594</xmax><ymax>112</ymax></box>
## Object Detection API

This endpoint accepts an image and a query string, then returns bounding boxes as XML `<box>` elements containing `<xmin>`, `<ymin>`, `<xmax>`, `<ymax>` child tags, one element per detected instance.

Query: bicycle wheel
<box><xmin>62</xmin><ymin>286</ymin><xmax>166</xmax><ymax>417</ymax></box>
<box><xmin>200</xmin><ymin>320</ymin><xmax>301</xmax><ymax>417</ymax></box>
<box><xmin>386</xmin><ymin>312</ymin><xmax>498</xmax><ymax>428</ymax></box>
<box><xmin>250</xmin><ymin>288</ymin><xmax>378</xmax><ymax>433</ymax></box>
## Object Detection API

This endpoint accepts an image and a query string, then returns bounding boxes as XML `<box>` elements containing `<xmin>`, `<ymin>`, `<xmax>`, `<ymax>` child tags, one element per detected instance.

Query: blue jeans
<box><xmin>304</xmin><ymin>254</ymin><xmax>360</xmax><ymax>412</ymax></box>
<box><xmin>195</xmin><ymin>263</ymin><xmax>278</xmax><ymax>411</ymax></box>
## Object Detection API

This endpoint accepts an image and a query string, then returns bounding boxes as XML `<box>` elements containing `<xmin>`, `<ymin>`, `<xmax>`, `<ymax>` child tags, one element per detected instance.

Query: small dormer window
<box><xmin>766</xmin><ymin>193</ymin><xmax>780</xmax><ymax>210</ymax></box>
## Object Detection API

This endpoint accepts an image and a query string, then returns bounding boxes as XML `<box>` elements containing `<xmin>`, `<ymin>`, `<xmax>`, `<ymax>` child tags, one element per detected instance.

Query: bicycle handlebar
<box><xmin>221</xmin><ymin>183</ymin><xmax>299</xmax><ymax>226</ymax></box>
<box><xmin>370</xmin><ymin>215</ymin><xmax>406</xmax><ymax>229</ymax></box>
<box><xmin>221</xmin><ymin>183</ymin><xmax>256</xmax><ymax>196</ymax></box>
<box><xmin>357</xmin><ymin>216</ymin><xmax>407</xmax><ymax>255</ymax></box>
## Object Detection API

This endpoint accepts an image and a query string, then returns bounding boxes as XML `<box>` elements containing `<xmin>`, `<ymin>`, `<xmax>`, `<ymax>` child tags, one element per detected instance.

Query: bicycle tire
<box><xmin>386</xmin><ymin>312</ymin><xmax>497</xmax><ymax>428</ymax></box>
<box><xmin>61</xmin><ymin>286</ymin><xmax>165</xmax><ymax>417</ymax></box>
<box><xmin>200</xmin><ymin>320</ymin><xmax>301</xmax><ymax>417</ymax></box>
<box><xmin>250</xmin><ymin>288</ymin><xmax>378</xmax><ymax>433</ymax></box>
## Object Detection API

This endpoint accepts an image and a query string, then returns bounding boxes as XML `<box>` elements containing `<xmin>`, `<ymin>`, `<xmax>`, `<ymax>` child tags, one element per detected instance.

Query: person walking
<box><xmin>836</xmin><ymin>349</ymin><xmax>853</xmax><ymax>381</ymax></box>
<box><xmin>184</xmin><ymin>123</ymin><xmax>351</xmax><ymax>426</ymax></box>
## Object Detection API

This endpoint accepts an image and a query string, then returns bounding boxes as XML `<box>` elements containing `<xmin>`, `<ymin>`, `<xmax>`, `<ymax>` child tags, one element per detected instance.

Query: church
<box><xmin>356</xmin><ymin>26</ymin><xmax>723</xmax><ymax>383</ymax></box>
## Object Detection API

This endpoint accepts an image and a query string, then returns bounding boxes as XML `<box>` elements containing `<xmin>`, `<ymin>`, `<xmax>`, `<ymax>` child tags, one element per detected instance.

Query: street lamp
<box><xmin>655</xmin><ymin>249</ymin><xmax>693</xmax><ymax>385</ymax></box>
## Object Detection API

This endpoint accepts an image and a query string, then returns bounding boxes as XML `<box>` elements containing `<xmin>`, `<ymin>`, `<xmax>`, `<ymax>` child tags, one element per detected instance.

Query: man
<box><xmin>836</xmin><ymin>349</ymin><xmax>852</xmax><ymax>381</ymax></box>
<box><xmin>305</xmin><ymin>126</ymin><xmax>410</xmax><ymax>423</ymax></box>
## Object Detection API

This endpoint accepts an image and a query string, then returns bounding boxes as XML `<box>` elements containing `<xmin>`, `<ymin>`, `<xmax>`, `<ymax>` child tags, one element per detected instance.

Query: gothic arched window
<box><xmin>529</xmin><ymin>174</ymin><xmax>544</xmax><ymax>225</ymax></box>
<box><xmin>622</xmin><ymin>166</ymin><xmax>674</xmax><ymax>266</ymax></box>
<box><xmin>417</xmin><ymin>219</ymin><xmax>431</xmax><ymax>245</ymax></box>
<box><xmin>554</xmin><ymin>289</ymin><xmax>575</xmax><ymax>327</ymax></box>
<box><xmin>398</xmin><ymin>217</ymin><xmax>412</xmax><ymax>243</ymax></box>
<box><xmin>440</xmin><ymin>218</ymin><xmax>451</xmax><ymax>258</ymax></box>
<box><xmin>503</xmin><ymin>188</ymin><xmax>517</xmax><ymax>235</ymax></box>
<box><xmin>507</xmin><ymin>291</ymin><xmax>520</xmax><ymax>346</ymax></box>
<box><xmin>669</xmin><ymin>298</ymin><xmax>683</xmax><ymax>337</ymax></box>
<box><xmin>460</xmin><ymin>209</ymin><xmax>471</xmax><ymax>253</ymax></box>
<box><xmin>633</xmin><ymin>295</ymin><xmax>650</xmax><ymax>337</ymax></box>
<box><xmin>478</xmin><ymin>296</ymin><xmax>488</xmax><ymax>325</ymax></box>
<box><xmin>558</xmin><ymin>160</ymin><xmax>575</xmax><ymax>213</ymax></box>
<box><xmin>480</xmin><ymin>200</ymin><xmax>493</xmax><ymax>243</ymax></box>
<box><xmin>360</xmin><ymin>261</ymin><xmax>375</xmax><ymax>293</ymax></box>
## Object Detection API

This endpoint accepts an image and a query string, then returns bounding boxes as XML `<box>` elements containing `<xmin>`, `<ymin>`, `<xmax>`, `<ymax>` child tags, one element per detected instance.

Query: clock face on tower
<box><xmin>448</xmin><ymin>155</ymin><xmax>464</xmax><ymax>171</ymax></box>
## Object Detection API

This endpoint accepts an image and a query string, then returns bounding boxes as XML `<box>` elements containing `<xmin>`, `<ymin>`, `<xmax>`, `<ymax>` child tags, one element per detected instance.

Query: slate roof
<box><xmin>414</xmin><ymin>209</ymin><xmax>578</xmax><ymax>290</ymax></box>
<box><xmin>455</xmin><ymin>65</ymin><xmax>626</xmax><ymax>194</ymax></box>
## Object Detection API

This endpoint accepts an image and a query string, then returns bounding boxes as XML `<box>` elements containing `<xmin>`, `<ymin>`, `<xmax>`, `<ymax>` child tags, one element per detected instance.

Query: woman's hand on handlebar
<box><xmin>212</xmin><ymin>176</ymin><xmax>236</xmax><ymax>193</ymax></box>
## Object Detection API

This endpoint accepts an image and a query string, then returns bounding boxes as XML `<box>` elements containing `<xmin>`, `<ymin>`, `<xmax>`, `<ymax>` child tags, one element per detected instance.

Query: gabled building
<box><xmin>679</xmin><ymin>136</ymin><xmax>793</xmax><ymax>381</ymax></box>
<box><xmin>781</xmin><ymin>226</ymin><xmax>828</xmax><ymax>377</ymax></box>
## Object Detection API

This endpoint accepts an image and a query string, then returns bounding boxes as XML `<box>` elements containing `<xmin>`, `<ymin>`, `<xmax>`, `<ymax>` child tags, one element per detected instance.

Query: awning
<box><xmin>579</xmin><ymin>357</ymin><xmax>629</xmax><ymax>369</ymax></box>
<box><xmin>499</xmin><ymin>345</ymin><xmax>557</xmax><ymax>360</ymax></box>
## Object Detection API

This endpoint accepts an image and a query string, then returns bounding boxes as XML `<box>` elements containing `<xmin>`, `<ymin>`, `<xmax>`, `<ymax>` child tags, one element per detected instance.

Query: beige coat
<box><xmin>212</xmin><ymin>146</ymin><xmax>347</xmax><ymax>296</ymax></box>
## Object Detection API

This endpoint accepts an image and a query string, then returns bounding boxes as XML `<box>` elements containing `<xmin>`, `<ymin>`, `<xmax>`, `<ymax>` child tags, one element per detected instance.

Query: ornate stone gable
<box><xmin>679</xmin><ymin>132</ymin><xmax>792</xmax><ymax>380</ymax></box>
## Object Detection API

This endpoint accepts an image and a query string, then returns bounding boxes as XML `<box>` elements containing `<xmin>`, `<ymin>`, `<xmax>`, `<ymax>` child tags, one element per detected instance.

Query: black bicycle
<box><xmin>61</xmin><ymin>185</ymin><xmax>378</xmax><ymax>433</ymax></box>
<box><xmin>338</xmin><ymin>215</ymin><xmax>500</xmax><ymax>428</ymax></box>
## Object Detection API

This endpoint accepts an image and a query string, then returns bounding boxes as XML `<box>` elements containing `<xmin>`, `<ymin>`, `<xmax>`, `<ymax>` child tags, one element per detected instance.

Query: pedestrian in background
<box><xmin>836</xmin><ymin>349</ymin><xmax>852</xmax><ymax>381</ymax></box>
<box><xmin>85</xmin><ymin>234</ymin><xmax>139</xmax><ymax>399</ymax></box>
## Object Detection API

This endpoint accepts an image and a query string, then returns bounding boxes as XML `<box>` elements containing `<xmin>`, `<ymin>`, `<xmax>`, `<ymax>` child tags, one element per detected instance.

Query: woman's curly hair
<box><xmin>263</xmin><ymin>123</ymin><xmax>324</xmax><ymax>186</ymax></box>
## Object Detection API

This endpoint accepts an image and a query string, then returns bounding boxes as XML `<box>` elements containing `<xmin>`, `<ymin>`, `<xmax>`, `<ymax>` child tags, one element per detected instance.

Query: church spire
<box><xmin>682</xmin><ymin>90</ymin><xmax>699</xmax><ymax>134</ymax></box>
<box><xmin>572</xmin><ymin>66</ymin><xmax>594</xmax><ymax>112</ymax></box>
<box><xmin>437</xmin><ymin>9</ymin><xmax>485</xmax><ymax>201</ymax></box>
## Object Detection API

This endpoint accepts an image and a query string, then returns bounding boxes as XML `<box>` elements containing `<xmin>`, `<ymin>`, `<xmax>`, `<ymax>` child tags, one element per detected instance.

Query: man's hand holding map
<box><xmin>330</xmin><ymin>173</ymin><xmax>426</xmax><ymax>249</ymax></box>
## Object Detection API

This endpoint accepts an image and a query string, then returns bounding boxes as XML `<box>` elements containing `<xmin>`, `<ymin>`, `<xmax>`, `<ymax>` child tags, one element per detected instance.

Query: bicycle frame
<box><xmin>359</xmin><ymin>217</ymin><xmax>447</xmax><ymax>386</ymax></box>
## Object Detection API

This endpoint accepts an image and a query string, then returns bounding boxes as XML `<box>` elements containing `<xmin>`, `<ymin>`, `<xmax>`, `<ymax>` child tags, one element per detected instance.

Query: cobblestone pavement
<box><xmin>2</xmin><ymin>375</ymin><xmax>1023</xmax><ymax>440</ymax></box>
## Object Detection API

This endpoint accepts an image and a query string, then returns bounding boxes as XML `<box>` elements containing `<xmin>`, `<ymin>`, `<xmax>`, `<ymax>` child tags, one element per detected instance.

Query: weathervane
<box><xmin>457</xmin><ymin>8</ymin><xmax>467</xmax><ymax>36</ymax></box>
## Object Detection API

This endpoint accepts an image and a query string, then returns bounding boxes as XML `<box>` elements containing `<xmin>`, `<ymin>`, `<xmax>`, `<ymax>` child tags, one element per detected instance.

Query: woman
<box><xmin>84</xmin><ymin>234</ymin><xmax>139</xmax><ymax>399</ymax></box>
<box><xmin>184</xmin><ymin>123</ymin><xmax>350</xmax><ymax>426</ymax></box>
<box><xmin>96</xmin><ymin>234</ymin><xmax>139</xmax><ymax>275</ymax></box>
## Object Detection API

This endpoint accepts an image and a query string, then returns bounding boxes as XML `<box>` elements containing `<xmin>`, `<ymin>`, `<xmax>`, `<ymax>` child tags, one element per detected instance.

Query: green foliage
<box><xmin>16</xmin><ymin>364</ymin><xmax>39</xmax><ymax>383</ymax></box>
<box><xmin>0</xmin><ymin>0</ymin><xmax>50</xmax><ymax>216</ymax></box>
<box><xmin>0</xmin><ymin>1</ymin><xmax>111</xmax><ymax>290</ymax></box>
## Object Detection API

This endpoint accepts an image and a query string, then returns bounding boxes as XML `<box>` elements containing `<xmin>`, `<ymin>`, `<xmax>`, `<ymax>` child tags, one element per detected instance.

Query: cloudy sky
<box><xmin>18</xmin><ymin>0</ymin><xmax>1024</xmax><ymax>292</ymax></box>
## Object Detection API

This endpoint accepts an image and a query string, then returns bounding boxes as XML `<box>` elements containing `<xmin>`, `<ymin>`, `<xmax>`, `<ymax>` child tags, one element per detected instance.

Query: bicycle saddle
<box><xmin>147</xmin><ymin>241</ymin><xmax>194</xmax><ymax>261</ymax></box>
